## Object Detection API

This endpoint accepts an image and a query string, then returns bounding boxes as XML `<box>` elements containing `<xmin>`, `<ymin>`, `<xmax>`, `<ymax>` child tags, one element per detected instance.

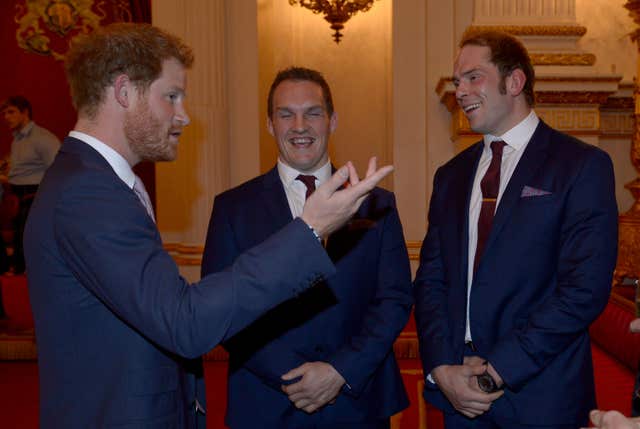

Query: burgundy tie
<box><xmin>296</xmin><ymin>174</ymin><xmax>317</xmax><ymax>200</ymax></box>
<box><xmin>474</xmin><ymin>140</ymin><xmax>505</xmax><ymax>272</ymax></box>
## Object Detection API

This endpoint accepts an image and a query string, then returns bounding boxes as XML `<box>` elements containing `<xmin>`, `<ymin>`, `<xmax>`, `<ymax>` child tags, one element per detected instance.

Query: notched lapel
<box><xmin>482</xmin><ymin>122</ymin><xmax>552</xmax><ymax>259</ymax></box>
<box><xmin>259</xmin><ymin>168</ymin><xmax>294</xmax><ymax>232</ymax></box>
<box><xmin>457</xmin><ymin>143</ymin><xmax>484</xmax><ymax>285</ymax></box>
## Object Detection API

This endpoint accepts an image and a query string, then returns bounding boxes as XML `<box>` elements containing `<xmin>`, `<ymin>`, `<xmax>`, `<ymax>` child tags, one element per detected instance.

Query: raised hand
<box><xmin>301</xmin><ymin>157</ymin><xmax>393</xmax><ymax>238</ymax></box>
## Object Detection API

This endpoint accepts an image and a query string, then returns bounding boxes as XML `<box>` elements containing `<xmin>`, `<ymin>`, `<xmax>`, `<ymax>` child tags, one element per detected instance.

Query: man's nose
<box><xmin>455</xmin><ymin>83</ymin><xmax>467</xmax><ymax>100</ymax></box>
<box><xmin>175</xmin><ymin>104</ymin><xmax>190</xmax><ymax>126</ymax></box>
<box><xmin>293</xmin><ymin>114</ymin><xmax>306</xmax><ymax>132</ymax></box>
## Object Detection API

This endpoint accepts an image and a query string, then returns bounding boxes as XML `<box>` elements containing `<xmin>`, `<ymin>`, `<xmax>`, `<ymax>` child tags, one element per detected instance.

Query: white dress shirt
<box><xmin>277</xmin><ymin>158</ymin><xmax>332</xmax><ymax>218</ymax></box>
<box><xmin>69</xmin><ymin>131</ymin><xmax>135</xmax><ymax>188</ymax></box>
<box><xmin>465</xmin><ymin>110</ymin><xmax>540</xmax><ymax>342</ymax></box>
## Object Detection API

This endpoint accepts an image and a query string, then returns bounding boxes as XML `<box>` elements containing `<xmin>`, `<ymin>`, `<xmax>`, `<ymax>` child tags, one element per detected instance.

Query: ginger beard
<box><xmin>124</xmin><ymin>96</ymin><xmax>179</xmax><ymax>163</ymax></box>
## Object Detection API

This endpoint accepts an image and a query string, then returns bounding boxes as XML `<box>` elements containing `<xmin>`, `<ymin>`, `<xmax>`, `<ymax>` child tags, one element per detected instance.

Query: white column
<box><xmin>473</xmin><ymin>0</ymin><xmax>576</xmax><ymax>25</ymax></box>
<box><xmin>152</xmin><ymin>0</ymin><xmax>260</xmax><ymax>282</ymax></box>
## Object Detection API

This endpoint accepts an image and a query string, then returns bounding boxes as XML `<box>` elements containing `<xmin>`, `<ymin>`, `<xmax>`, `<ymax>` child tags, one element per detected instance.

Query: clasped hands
<box><xmin>280</xmin><ymin>361</ymin><xmax>345</xmax><ymax>414</ymax></box>
<box><xmin>276</xmin><ymin>158</ymin><xmax>388</xmax><ymax>414</ymax></box>
<box><xmin>432</xmin><ymin>356</ymin><xmax>505</xmax><ymax>419</ymax></box>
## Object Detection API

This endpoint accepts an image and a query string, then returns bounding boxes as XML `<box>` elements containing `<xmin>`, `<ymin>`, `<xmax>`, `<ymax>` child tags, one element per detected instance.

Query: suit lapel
<box><xmin>259</xmin><ymin>167</ymin><xmax>295</xmax><ymax>233</ymax></box>
<box><xmin>458</xmin><ymin>143</ymin><xmax>484</xmax><ymax>287</ymax></box>
<box><xmin>481</xmin><ymin>121</ymin><xmax>552</xmax><ymax>262</ymax></box>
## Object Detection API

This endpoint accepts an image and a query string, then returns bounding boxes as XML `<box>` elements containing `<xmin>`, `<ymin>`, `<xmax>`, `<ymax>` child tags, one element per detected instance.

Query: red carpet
<box><xmin>0</xmin><ymin>276</ymin><xmax>634</xmax><ymax>428</ymax></box>
<box><xmin>0</xmin><ymin>273</ymin><xmax>33</xmax><ymax>333</ymax></box>
<box><xmin>0</xmin><ymin>359</ymin><xmax>440</xmax><ymax>428</ymax></box>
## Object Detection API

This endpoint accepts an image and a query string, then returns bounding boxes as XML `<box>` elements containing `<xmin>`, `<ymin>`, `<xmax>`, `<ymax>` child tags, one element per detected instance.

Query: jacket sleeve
<box><xmin>413</xmin><ymin>167</ymin><xmax>460</xmax><ymax>376</ymax></box>
<box><xmin>327</xmin><ymin>194</ymin><xmax>413</xmax><ymax>396</ymax></box>
<box><xmin>202</xmin><ymin>192</ymin><xmax>314</xmax><ymax>391</ymax></box>
<box><xmin>54</xmin><ymin>173</ymin><xmax>335</xmax><ymax>359</ymax></box>
<box><xmin>488</xmin><ymin>149</ymin><xmax>618</xmax><ymax>391</ymax></box>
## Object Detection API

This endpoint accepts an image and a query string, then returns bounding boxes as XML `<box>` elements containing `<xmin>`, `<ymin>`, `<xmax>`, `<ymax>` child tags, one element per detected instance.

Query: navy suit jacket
<box><xmin>201</xmin><ymin>167</ymin><xmax>413</xmax><ymax>428</ymax></box>
<box><xmin>413</xmin><ymin>121</ymin><xmax>618</xmax><ymax>425</ymax></box>
<box><xmin>24</xmin><ymin>137</ymin><xmax>336</xmax><ymax>428</ymax></box>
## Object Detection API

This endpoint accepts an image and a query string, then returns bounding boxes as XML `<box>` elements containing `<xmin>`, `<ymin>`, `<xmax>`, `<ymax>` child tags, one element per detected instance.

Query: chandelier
<box><xmin>288</xmin><ymin>0</ymin><xmax>378</xmax><ymax>44</ymax></box>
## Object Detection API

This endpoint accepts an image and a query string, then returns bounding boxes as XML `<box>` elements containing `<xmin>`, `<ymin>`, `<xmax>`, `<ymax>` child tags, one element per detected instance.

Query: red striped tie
<box><xmin>296</xmin><ymin>174</ymin><xmax>317</xmax><ymax>200</ymax></box>
<box><xmin>474</xmin><ymin>140</ymin><xmax>505</xmax><ymax>272</ymax></box>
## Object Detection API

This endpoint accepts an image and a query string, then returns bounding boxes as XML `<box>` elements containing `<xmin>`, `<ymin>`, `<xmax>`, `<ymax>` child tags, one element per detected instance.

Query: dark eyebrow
<box><xmin>460</xmin><ymin>67</ymin><xmax>480</xmax><ymax>78</ymax></box>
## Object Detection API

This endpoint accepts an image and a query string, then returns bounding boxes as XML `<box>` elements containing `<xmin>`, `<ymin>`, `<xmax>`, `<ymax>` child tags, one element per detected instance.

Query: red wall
<box><xmin>0</xmin><ymin>2</ymin><xmax>77</xmax><ymax>155</ymax></box>
<box><xmin>0</xmin><ymin>1</ymin><xmax>155</xmax><ymax>201</ymax></box>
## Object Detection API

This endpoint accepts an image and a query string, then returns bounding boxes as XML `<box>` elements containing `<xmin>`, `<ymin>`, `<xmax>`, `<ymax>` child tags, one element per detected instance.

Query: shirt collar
<box><xmin>68</xmin><ymin>130</ymin><xmax>136</xmax><ymax>188</ymax></box>
<box><xmin>483</xmin><ymin>110</ymin><xmax>539</xmax><ymax>152</ymax></box>
<box><xmin>277</xmin><ymin>159</ymin><xmax>332</xmax><ymax>188</ymax></box>
<box><xmin>14</xmin><ymin>121</ymin><xmax>34</xmax><ymax>140</ymax></box>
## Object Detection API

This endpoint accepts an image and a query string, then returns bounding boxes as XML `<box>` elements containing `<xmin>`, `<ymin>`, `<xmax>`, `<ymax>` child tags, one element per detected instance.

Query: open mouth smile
<box><xmin>463</xmin><ymin>103</ymin><xmax>481</xmax><ymax>113</ymax></box>
<box><xmin>288</xmin><ymin>136</ymin><xmax>315</xmax><ymax>148</ymax></box>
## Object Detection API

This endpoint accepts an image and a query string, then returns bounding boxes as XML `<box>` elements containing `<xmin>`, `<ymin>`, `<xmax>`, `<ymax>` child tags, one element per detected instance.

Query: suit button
<box><xmin>315</xmin><ymin>346</ymin><xmax>323</xmax><ymax>353</ymax></box>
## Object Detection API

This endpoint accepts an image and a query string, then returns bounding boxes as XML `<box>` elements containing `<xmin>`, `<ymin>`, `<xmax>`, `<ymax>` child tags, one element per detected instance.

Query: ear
<box><xmin>329</xmin><ymin>112</ymin><xmax>337</xmax><ymax>134</ymax></box>
<box><xmin>506</xmin><ymin>68</ymin><xmax>526</xmax><ymax>97</ymax></box>
<box><xmin>267</xmin><ymin>115</ymin><xmax>275</xmax><ymax>137</ymax></box>
<box><xmin>113</xmin><ymin>74</ymin><xmax>133</xmax><ymax>108</ymax></box>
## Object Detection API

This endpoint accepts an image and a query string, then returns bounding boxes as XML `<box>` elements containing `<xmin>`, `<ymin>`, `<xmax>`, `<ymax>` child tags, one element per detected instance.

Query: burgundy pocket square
<box><xmin>521</xmin><ymin>185</ymin><xmax>552</xmax><ymax>198</ymax></box>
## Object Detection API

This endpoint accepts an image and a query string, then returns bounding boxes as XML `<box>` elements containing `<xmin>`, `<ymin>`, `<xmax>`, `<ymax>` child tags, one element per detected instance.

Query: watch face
<box><xmin>477</xmin><ymin>372</ymin><xmax>497</xmax><ymax>393</ymax></box>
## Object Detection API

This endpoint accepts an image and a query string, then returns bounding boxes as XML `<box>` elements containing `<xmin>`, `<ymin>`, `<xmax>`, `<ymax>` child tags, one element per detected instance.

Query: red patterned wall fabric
<box><xmin>0</xmin><ymin>0</ymin><xmax>153</xmax><ymax>197</ymax></box>
<box><xmin>0</xmin><ymin>0</ymin><xmax>151</xmax><ymax>148</ymax></box>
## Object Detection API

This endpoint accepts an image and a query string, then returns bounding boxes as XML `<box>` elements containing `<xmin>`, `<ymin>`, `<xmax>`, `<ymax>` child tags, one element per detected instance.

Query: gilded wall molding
<box><xmin>535</xmin><ymin>92</ymin><xmax>613</xmax><ymax>105</ymax></box>
<box><xmin>439</xmin><ymin>91</ymin><xmax>617</xmax><ymax>115</ymax></box>
<box><xmin>601</xmin><ymin>111</ymin><xmax>634</xmax><ymax>137</ymax></box>
<box><xmin>164</xmin><ymin>243</ymin><xmax>204</xmax><ymax>254</ymax></box>
<box><xmin>467</xmin><ymin>25</ymin><xmax>587</xmax><ymax>37</ymax></box>
<box><xmin>406</xmin><ymin>240</ymin><xmax>422</xmax><ymax>261</ymax></box>
<box><xmin>601</xmin><ymin>97</ymin><xmax>635</xmax><ymax>110</ymax></box>
<box><xmin>529</xmin><ymin>53</ymin><xmax>595</xmax><ymax>66</ymax></box>
<box><xmin>443</xmin><ymin>105</ymin><xmax>629</xmax><ymax>138</ymax></box>
<box><xmin>164</xmin><ymin>242</ymin><xmax>204</xmax><ymax>266</ymax></box>
<box><xmin>536</xmin><ymin>108</ymin><xmax>600</xmax><ymax>131</ymax></box>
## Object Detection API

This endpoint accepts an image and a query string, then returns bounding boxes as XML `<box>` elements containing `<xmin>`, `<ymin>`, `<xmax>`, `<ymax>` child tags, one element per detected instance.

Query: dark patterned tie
<box><xmin>295</xmin><ymin>174</ymin><xmax>317</xmax><ymax>200</ymax></box>
<box><xmin>474</xmin><ymin>140</ymin><xmax>505</xmax><ymax>272</ymax></box>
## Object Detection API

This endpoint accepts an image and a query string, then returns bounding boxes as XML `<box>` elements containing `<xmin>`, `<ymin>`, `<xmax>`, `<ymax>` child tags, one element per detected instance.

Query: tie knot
<box><xmin>296</xmin><ymin>174</ymin><xmax>317</xmax><ymax>199</ymax></box>
<box><xmin>490</xmin><ymin>140</ymin><xmax>506</xmax><ymax>157</ymax></box>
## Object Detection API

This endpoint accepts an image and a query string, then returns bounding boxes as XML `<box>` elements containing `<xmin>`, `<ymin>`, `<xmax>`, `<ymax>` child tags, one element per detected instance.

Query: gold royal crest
<box><xmin>15</xmin><ymin>0</ymin><xmax>104</xmax><ymax>60</ymax></box>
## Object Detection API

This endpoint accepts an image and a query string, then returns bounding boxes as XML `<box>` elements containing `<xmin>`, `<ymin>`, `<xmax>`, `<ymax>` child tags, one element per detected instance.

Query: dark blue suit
<box><xmin>24</xmin><ymin>137</ymin><xmax>336</xmax><ymax>428</ymax></box>
<box><xmin>201</xmin><ymin>167</ymin><xmax>412</xmax><ymax>428</ymax></box>
<box><xmin>414</xmin><ymin>121</ymin><xmax>618</xmax><ymax>426</ymax></box>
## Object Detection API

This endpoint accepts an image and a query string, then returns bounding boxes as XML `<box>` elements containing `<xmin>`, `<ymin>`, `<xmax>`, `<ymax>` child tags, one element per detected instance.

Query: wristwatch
<box><xmin>477</xmin><ymin>363</ymin><xmax>500</xmax><ymax>393</ymax></box>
